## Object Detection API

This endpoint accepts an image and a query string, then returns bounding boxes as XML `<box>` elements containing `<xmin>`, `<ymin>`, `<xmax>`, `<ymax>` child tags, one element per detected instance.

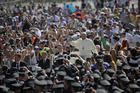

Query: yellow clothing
<box><xmin>131</xmin><ymin>15</ymin><xmax>137</xmax><ymax>25</ymax></box>
<box><xmin>110</xmin><ymin>61</ymin><xmax>117</xmax><ymax>71</ymax></box>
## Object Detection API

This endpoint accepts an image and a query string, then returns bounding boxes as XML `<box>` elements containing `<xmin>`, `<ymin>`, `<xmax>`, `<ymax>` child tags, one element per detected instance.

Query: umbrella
<box><xmin>64</xmin><ymin>3</ymin><xmax>76</xmax><ymax>12</ymax></box>
<box><xmin>74</xmin><ymin>10</ymin><xmax>85</xmax><ymax>20</ymax></box>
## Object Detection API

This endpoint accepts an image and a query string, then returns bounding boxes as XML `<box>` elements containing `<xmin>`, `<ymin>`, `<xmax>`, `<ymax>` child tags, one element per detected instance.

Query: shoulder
<box><xmin>46</xmin><ymin>59</ymin><xmax>50</xmax><ymax>62</ymax></box>
<box><xmin>86</xmin><ymin>38</ymin><xmax>93</xmax><ymax>42</ymax></box>
<box><xmin>20</xmin><ymin>61</ymin><xmax>26</xmax><ymax>65</ymax></box>
<box><xmin>12</xmin><ymin>62</ymin><xmax>16</xmax><ymax>65</ymax></box>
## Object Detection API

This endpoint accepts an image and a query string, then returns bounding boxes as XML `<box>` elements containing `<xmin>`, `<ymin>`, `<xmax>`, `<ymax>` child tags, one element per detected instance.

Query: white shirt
<box><xmin>70</xmin><ymin>38</ymin><xmax>97</xmax><ymax>59</ymax></box>
<box><xmin>126</xmin><ymin>33</ymin><xmax>133</xmax><ymax>43</ymax></box>
<box><xmin>133</xmin><ymin>34</ymin><xmax>140</xmax><ymax>43</ymax></box>
<box><xmin>112</xmin><ymin>26</ymin><xmax>120</xmax><ymax>34</ymax></box>
<box><xmin>30</xmin><ymin>50</ymin><xmax>37</xmax><ymax>65</ymax></box>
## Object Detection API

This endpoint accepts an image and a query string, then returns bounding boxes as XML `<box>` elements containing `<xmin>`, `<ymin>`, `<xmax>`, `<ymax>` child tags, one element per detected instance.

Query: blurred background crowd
<box><xmin>0</xmin><ymin>0</ymin><xmax>140</xmax><ymax>93</ymax></box>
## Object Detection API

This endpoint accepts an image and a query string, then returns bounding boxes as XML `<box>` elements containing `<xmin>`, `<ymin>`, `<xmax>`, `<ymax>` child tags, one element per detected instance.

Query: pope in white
<box><xmin>70</xmin><ymin>32</ymin><xmax>98</xmax><ymax>59</ymax></box>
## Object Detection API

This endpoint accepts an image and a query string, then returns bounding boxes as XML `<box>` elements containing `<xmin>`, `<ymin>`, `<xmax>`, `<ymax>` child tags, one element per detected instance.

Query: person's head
<box><xmin>96</xmin><ymin>45</ymin><xmax>101</xmax><ymax>53</ymax></box>
<box><xmin>2</xmin><ymin>65</ymin><xmax>8</xmax><ymax>73</ymax></box>
<box><xmin>41</xmin><ymin>51</ymin><xmax>47</xmax><ymax>59</ymax></box>
<box><xmin>56</xmin><ymin>44</ymin><xmax>63</xmax><ymax>52</ymax></box>
<box><xmin>15</xmin><ymin>54</ymin><xmax>21</xmax><ymax>62</ymax></box>
<box><xmin>120</xmin><ymin>32</ymin><xmax>126</xmax><ymax>38</ymax></box>
<box><xmin>113</xmin><ymin>36</ymin><xmax>120</xmax><ymax>43</ymax></box>
<box><xmin>81</xmin><ymin>32</ymin><xmax>87</xmax><ymax>40</ymax></box>
<box><xmin>103</xmin><ymin>54</ymin><xmax>113</xmax><ymax>63</ymax></box>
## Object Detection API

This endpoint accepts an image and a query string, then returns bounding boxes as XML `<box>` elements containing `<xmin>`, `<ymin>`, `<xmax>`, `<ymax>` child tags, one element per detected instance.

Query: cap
<box><xmin>107</xmin><ymin>69</ymin><xmax>115</xmax><ymax>74</ymax></box>
<box><xmin>103</xmin><ymin>73</ymin><xmax>111</xmax><ymax>81</ymax></box>
<box><xmin>96</xmin><ymin>88</ymin><xmax>107</xmax><ymax>93</ymax></box>
<box><xmin>120</xmin><ymin>77</ymin><xmax>130</xmax><ymax>83</ymax></box>
<box><xmin>0</xmin><ymin>85</ymin><xmax>9</xmax><ymax>93</ymax></box>
<box><xmin>64</xmin><ymin>76</ymin><xmax>74</xmax><ymax>81</ymax></box>
<box><xmin>0</xmin><ymin>75</ymin><xmax>5</xmax><ymax>80</ymax></box>
<box><xmin>37</xmin><ymin>75</ymin><xmax>46</xmax><ymax>80</ymax></box>
<box><xmin>34</xmin><ymin>79</ymin><xmax>47</xmax><ymax>86</ymax></box>
<box><xmin>112</xmin><ymin>86</ymin><xmax>124</xmax><ymax>92</ymax></box>
<box><xmin>94</xmin><ymin>69</ymin><xmax>101</xmax><ymax>76</ymax></box>
<box><xmin>92</xmin><ymin>73</ymin><xmax>100</xmax><ymax>79</ymax></box>
<box><xmin>118</xmin><ymin>74</ymin><xmax>126</xmax><ymax>78</ymax></box>
<box><xmin>57</xmin><ymin>71</ymin><xmax>66</xmax><ymax>76</ymax></box>
<box><xmin>53</xmin><ymin>84</ymin><xmax>64</xmax><ymax>89</ymax></box>
<box><xmin>46</xmin><ymin>80</ymin><xmax>53</xmax><ymax>85</ymax></box>
<box><xmin>122</xmin><ymin>65</ymin><xmax>131</xmax><ymax>70</ymax></box>
<box><xmin>46</xmin><ymin>68</ymin><xmax>51</xmax><ymax>73</ymax></box>
<box><xmin>13</xmin><ymin>72</ymin><xmax>19</xmax><ymax>78</ymax></box>
<box><xmin>116</xmin><ymin>60</ymin><xmax>123</xmax><ymax>67</ymax></box>
<box><xmin>11</xmin><ymin>81</ymin><xmax>24</xmax><ymax>88</ymax></box>
<box><xmin>113</xmin><ymin>90</ymin><xmax>123</xmax><ymax>93</ymax></box>
<box><xmin>5</xmin><ymin>78</ymin><xmax>17</xmax><ymax>84</ymax></box>
<box><xmin>129</xmin><ymin>83</ymin><xmax>139</xmax><ymax>89</ymax></box>
<box><xmin>100</xmin><ymin>80</ymin><xmax>111</xmax><ymax>86</ymax></box>
<box><xmin>71</xmin><ymin>82</ymin><xmax>81</xmax><ymax>87</ymax></box>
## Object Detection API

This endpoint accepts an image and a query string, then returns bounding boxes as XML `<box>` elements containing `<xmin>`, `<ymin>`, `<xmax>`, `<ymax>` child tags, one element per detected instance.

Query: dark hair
<box><xmin>103</xmin><ymin>54</ymin><xmax>113</xmax><ymax>63</ymax></box>
<box><xmin>2</xmin><ymin>65</ymin><xmax>8</xmax><ymax>72</ymax></box>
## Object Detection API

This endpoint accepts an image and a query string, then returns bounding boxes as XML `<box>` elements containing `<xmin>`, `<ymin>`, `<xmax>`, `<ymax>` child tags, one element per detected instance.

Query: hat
<box><xmin>129</xmin><ymin>83</ymin><xmax>140</xmax><ymax>89</ymax></box>
<box><xmin>103</xmin><ymin>73</ymin><xmax>112</xmax><ymax>81</ymax></box>
<box><xmin>34</xmin><ymin>79</ymin><xmax>47</xmax><ymax>86</ymax></box>
<box><xmin>0</xmin><ymin>75</ymin><xmax>5</xmax><ymax>80</ymax></box>
<box><xmin>13</xmin><ymin>72</ymin><xmax>19</xmax><ymax>78</ymax></box>
<box><xmin>53</xmin><ymin>84</ymin><xmax>64</xmax><ymax>89</ymax></box>
<box><xmin>57</xmin><ymin>71</ymin><xmax>66</xmax><ymax>76</ymax></box>
<box><xmin>100</xmin><ymin>79</ymin><xmax>111</xmax><ymax>86</ymax></box>
<box><xmin>0</xmin><ymin>85</ymin><xmax>9</xmax><ymax>93</ymax></box>
<box><xmin>122</xmin><ymin>65</ymin><xmax>131</xmax><ymax>70</ymax></box>
<box><xmin>116</xmin><ymin>60</ymin><xmax>123</xmax><ymax>67</ymax></box>
<box><xmin>71</xmin><ymin>82</ymin><xmax>81</xmax><ymax>87</ymax></box>
<box><xmin>112</xmin><ymin>86</ymin><xmax>124</xmax><ymax>92</ymax></box>
<box><xmin>46</xmin><ymin>68</ymin><xmax>52</xmax><ymax>73</ymax></box>
<box><xmin>94</xmin><ymin>69</ymin><xmax>101</xmax><ymax>76</ymax></box>
<box><xmin>92</xmin><ymin>73</ymin><xmax>100</xmax><ymax>79</ymax></box>
<box><xmin>37</xmin><ymin>75</ymin><xmax>46</xmax><ymax>80</ymax></box>
<box><xmin>96</xmin><ymin>88</ymin><xmax>107</xmax><ymax>93</ymax></box>
<box><xmin>107</xmin><ymin>69</ymin><xmax>115</xmax><ymax>74</ymax></box>
<box><xmin>5</xmin><ymin>78</ymin><xmax>16</xmax><ymax>84</ymax></box>
<box><xmin>46</xmin><ymin>80</ymin><xmax>53</xmax><ymax>85</ymax></box>
<box><xmin>64</xmin><ymin>76</ymin><xmax>74</xmax><ymax>81</ymax></box>
<box><xmin>11</xmin><ymin>81</ymin><xmax>24</xmax><ymax>88</ymax></box>
<box><xmin>120</xmin><ymin>77</ymin><xmax>130</xmax><ymax>84</ymax></box>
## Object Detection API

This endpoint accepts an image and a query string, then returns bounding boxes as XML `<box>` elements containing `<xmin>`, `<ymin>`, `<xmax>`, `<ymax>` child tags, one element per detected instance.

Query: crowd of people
<box><xmin>0</xmin><ymin>0</ymin><xmax>140</xmax><ymax>93</ymax></box>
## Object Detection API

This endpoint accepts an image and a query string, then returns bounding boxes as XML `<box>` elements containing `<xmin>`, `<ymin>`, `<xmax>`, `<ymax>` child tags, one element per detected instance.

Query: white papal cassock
<box><xmin>70</xmin><ymin>38</ymin><xmax>98</xmax><ymax>59</ymax></box>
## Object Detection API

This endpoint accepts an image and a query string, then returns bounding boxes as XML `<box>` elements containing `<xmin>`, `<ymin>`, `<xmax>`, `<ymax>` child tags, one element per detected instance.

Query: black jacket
<box><xmin>38</xmin><ymin>58</ymin><xmax>50</xmax><ymax>69</ymax></box>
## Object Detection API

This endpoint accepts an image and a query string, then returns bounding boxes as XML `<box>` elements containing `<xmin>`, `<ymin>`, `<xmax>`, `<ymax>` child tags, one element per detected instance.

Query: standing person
<box><xmin>11</xmin><ymin>54</ymin><xmax>27</xmax><ymax>71</ymax></box>
<box><xmin>70</xmin><ymin>32</ymin><xmax>98</xmax><ymax>59</ymax></box>
<box><xmin>120</xmin><ymin>8</ymin><xmax>127</xmax><ymax>24</ymax></box>
<box><xmin>38</xmin><ymin>51</ymin><xmax>51</xmax><ymax>69</ymax></box>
